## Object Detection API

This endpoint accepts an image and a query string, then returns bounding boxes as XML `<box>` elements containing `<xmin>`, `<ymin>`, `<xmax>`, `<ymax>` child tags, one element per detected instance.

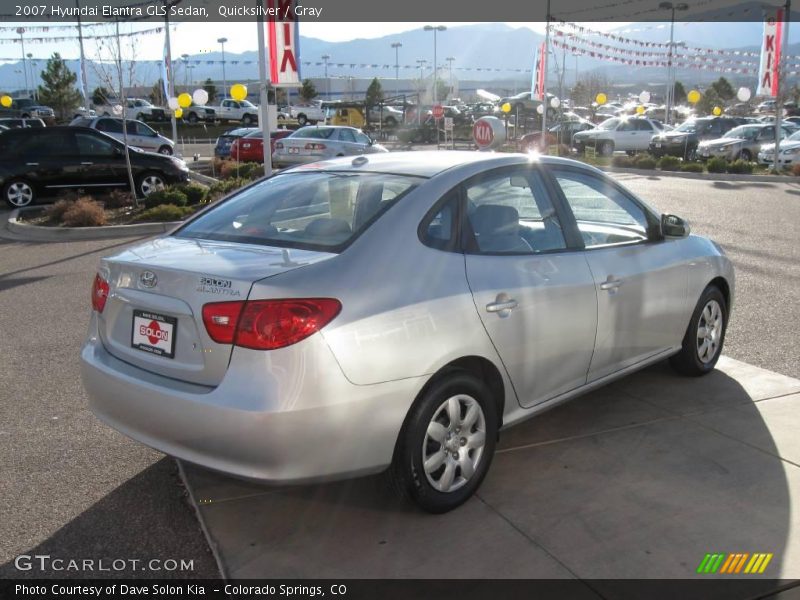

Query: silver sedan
<box><xmin>273</xmin><ymin>125</ymin><xmax>387</xmax><ymax>167</ymax></box>
<box><xmin>81</xmin><ymin>152</ymin><xmax>734</xmax><ymax>513</ymax></box>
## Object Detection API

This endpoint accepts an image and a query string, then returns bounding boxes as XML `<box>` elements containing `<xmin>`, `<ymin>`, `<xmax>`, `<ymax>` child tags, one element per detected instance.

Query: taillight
<box><xmin>91</xmin><ymin>273</ymin><xmax>109</xmax><ymax>313</ymax></box>
<box><xmin>202</xmin><ymin>299</ymin><xmax>341</xmax><ymax>350</ymax></box>
<box><xmin>305</xmin><ymin>142</ymin><xmax>326</xmax><ymax>150</ymax></box>
<box><xmin>275</xmin><ymin>142</ymin><xmax>284</xmax><ymax>149</ymax></box>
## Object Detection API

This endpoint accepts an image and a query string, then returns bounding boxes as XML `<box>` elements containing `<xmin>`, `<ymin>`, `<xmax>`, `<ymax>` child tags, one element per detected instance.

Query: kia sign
<box><xmin>267</xmin><ymin>0</ymin><xmax>301</xmax><ymax>87</ymax></box>
<box><xmin>473</xmin><ymin>116</ymin><xmax>506</xmax><ymax>150</ymax></box>
<box><xmin>432</xmin><ymin>104</ymin><xmax>444</xmax><ymax>120</ymax></box>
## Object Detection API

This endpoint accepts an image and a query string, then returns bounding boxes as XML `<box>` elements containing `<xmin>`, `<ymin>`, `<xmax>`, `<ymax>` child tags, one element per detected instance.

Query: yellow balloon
<box><xmin>636</xmin><ymin>105</ymin><xmax>645</xmax><ymax>114</ymax></box>
<box><xmin>230</xmin><ymin>83</ymin><xmax>248</xmax><ymax>101</ymax></box>
<box><xmin>0</xmin><ymin>95</ymin><xmax>11</xmax><ymax>108</ymax></box>
<box><xmin>687</xmin><ymin>89</ymin><xmax>701</xmax><ymax>104</ymax></box>
<box><xmin>174</xmin><ymin>108</ymin><xmax>183</xmax><ymax>119</ymax></box>
<box><xmin>595</xmin><ymin>93</ymin><xmax>607</xmax><ymax>105</ymax></box>
<box><xmin>501</xmin><ymin>102</ymin><xmax>512</xmax><ymax>113</ymax></box>
<box><xmin>712</xmin><ymin>106</ymin><xmax>722</xmax><ymax>116</ymax></box>
<box><xmin>178</xmin><ymin>93</ymin><xmax>192</xmax><ymax>108</ymax></box>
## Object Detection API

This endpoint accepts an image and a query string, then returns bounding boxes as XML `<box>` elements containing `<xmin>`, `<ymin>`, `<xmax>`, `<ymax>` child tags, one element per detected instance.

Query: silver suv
<box><xmin>69</xmin><ymin>116</ymin><xmax>175</xmax><ymax>155</ymax></box>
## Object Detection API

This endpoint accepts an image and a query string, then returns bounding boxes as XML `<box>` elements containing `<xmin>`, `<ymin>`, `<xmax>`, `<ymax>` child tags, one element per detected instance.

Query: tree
<box><xmin>365</xmin><ymin>77</ymin><xmax>383</xmax><ymax>109</ymax></box>
<box><xmin>673</xmin><ymin>81</ymin><xmax>687</xmax><ymax>104</ymax></box>
<box><xmin>299</xmin><ymin>78</ymin><xmax>318</xmax><ymax>102</ymax></box>
<box><xmin>149</xmin><ymin>79</ymin><xmax>166</xmax><ymax>106</ymax></box>
<box><xmin>710</xmin><ymin>77</ymin><xmax>735</xmax><ymax>101</ymax></box>
<box><xmin>91</xmin><ymin>86</ymin><xmax>111</xmax><ymax>106</ymax></box>
<box><xmin>37</xmin><ymin>53</ymin><xmax>82</xmax><ymax>119</ymax></box>
<box><xmin>203</xmin><ymin>78</ymin><xmax>217</xmax><ymax>103</ymax></box>
<box><xmin>434</xmin><ymin>79</ymin><xmax>449</xmax><ymax>103</ymax></box>
<box><xmin>696</xmin><ymin>87</ymin><xmax>722</xmax><ymax>115</ymax></box>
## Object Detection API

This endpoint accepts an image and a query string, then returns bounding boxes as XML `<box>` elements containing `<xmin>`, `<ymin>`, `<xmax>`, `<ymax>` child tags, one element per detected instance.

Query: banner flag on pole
<box><xmin>757</xmin><ymin>8</ymin><xmax>784</xmax><ymax>97</ymax></box>
<box><xmin>267</xmin><ymin>0</ymin><xmax>301</xmax><ymax>87</ymax></box>
<box><xmin>532</xmin><ymin>42</ymin><xmax>546</xmax><ymax>100</ymax></box>
<box><xmin>161</xmin><ymin>34</ymin><xmax>171</xmax><ymax>99</ymax></box>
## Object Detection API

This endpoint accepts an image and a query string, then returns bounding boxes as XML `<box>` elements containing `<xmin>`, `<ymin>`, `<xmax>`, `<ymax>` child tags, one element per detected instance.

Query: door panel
<box><xmin>75</xmin><ymin>131</ymin><xmax>127</xmax><ymax>186</ymax></box>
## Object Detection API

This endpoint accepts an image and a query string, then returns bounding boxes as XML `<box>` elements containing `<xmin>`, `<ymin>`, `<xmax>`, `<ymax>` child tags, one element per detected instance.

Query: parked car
<box><xmin>214</xmin><ymin>127</ymin><xmax>258</xmax><ymax>159</ymax></box>
<box><xmin>573</xmin><ymin>117</ymin><xmax>664</xmax><ymax>155</ymax></box>
<box><xmin>81</xmin><ymin>151</ymin><xmax>733</xmax><ymax>513</ymax></box>
<box><xmin>182</xmin><ymin>104</ymin><xmax>217</xmax><ymax>124</ymax></box>
<box><xmin>214</xmin><ymin>99</ymin><xmax>260</xmax><ymax>126</ymax></box>
<box><xmin>0</xmin><ymin>97</ymin><xmax>55</xmax><ymax>122</ymax></box>
<box><xmin>70</xmin><ymin>116</ymin><xmax>175</xmax><ymax>155</ymax></box>
<box><xmin>273</xmin><ymin>125</ymin><xmax>388</xmax><ymax>167</ymax></box>
<box><xmin>0</xmin><ymin>126</ymin><xmax>189</xmax><ymax>207</ymax></box>
<box><xmin>368</xmin><ymin>105</ymin><xmax>404</xmax><ymax>128</ymax></box>
<box><xmin>229</xmin><ymin>129</ymin><xmax>293</xmax><ymax>163</ymax></box>
<box><xmin>648</xmin><ymin>117</ymin><xmax>745</xmax><ymax>159</ymax></box>
<box><xmin>290</xmin><ymin>102</ymin><xmax>326</xmax><ymax>126</ymax></box>
<box><xmin>758</xmin><ymin>129</ymin><xmax>800</xmax><ymax>166</ymax></box>
<box><xmin>0</xmin><ymin>117</ymin><xmax>46</xmax><ymax>129</ymax></box>
<box><xmin>97</xmin><ymin>98</ymin><xmax>167</xmax><ymax>122</ymax></box>
<box><xmin>497</xmin><ymin>91</ymin><xmax>558</xmax><ymax>118</ymax></box>
<box><xmin>697</xmin><ymin>123</ymin><xmax>796</xmax><ymax>162</ymax></box>
<box><xmin>519</xmin><ymin>116</ymin><xmax>594</xmax><ymax>151</ymax></box>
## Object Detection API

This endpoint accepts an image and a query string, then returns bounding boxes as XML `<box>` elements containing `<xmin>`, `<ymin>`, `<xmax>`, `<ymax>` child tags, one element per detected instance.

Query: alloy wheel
<box><xmin>6</xmin><ymin>182</ymin><xmax>33</xmax><ymax>207</ymax></box>
<box><xmin>697</xmin><ymin>299</ymin><xmax>724</xmax><ymax>364</ymax></box>
<box><xmin>140</xmin><ymin>175</ymin><xmax>165</xmax><ymax>196</ymax></box>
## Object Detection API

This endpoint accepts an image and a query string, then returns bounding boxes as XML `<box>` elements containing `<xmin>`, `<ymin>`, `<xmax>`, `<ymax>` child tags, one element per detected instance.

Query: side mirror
<box><xmin>661</xmin><ymin>214</ymin><xmax>690</xmax><ymax>238</ymax></box>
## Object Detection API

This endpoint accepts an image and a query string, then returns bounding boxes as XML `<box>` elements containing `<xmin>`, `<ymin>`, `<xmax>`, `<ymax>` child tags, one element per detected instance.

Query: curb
<box><xmin>6</xmin><ymin>207</ymin><xmax>183</xmax><ymax>242</ymax></box>
<box><xmin>599</xmin><ymin>166</ymin><xmax>800</xmax><ymax>184</ymax></box>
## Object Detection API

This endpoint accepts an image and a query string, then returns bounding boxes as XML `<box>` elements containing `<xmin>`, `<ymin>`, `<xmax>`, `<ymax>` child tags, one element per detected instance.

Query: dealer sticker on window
<box><xmin>131</xmin><ymin>310</ymin><xmax>177</xmax><ymax>358</ymax></box>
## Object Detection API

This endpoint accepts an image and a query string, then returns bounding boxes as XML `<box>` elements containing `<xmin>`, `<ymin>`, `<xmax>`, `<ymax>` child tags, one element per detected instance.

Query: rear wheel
<box><xmin>296</xmin><ymin>114</ymin><xmax>308</xmax><ymax>126</ymax></box>
<box><xmin>136</xmin><ymin>172</ymin><xmax>166</xmax><ymax>198</ymax></box>
<box><xmin>390</xmin><ymin>371</ymin><xmax>497</xmax><ymax>513</ymax></box>
<box><xmin>242</xmin><ymin>114</ymin><xmax>255</xmax><ymax>126</ymax></box>
<box><xmin>598</xmin><ymin>141</ymin><xmax>614</xmax><ymax>156</ymax></box>
<box><xmin>3</xmin><ymin>179</ymin><xmax>35</xmax><ymax>208</ymax></box>
<box><xmin>739</xmin><ymin>149</ymin><xmax>752</xmax><ymax>161</ymax></box>
<box><xmin>157</xmin><ymin>145</ymin><xmax>173</xmax><ymax>155</ymax></box>
<box><xmin>669</xmin><ymin>285</ymin><xmax>728</xmax><ymax>376</ymax></box>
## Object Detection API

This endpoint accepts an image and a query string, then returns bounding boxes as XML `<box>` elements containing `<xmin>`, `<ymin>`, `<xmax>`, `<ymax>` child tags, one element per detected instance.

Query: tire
<box><xmin>598</xmin><ymin>141</ymin><xmax>614</xmax><ymax>156</ymax></box>
<box><xmin>384</xmin><ymin>116</ymin><xmax>397</xmax><ymax>128</ymax></box>
<box><xmin>187</xmin><ymin>112</ymin><xmax>199</xmax><ymax>124</ymax></box>
<box><xmin>575</xmin><ymin>142</ymin><xmax>586</xmax><ymax>155</ymax></box>
<box><xmin>669</xmin><ymin>285</ymin><xmax>728</xmax><ymax>376</ymax></box>
<box><xmin>3</xmin><ymin>178</ymin><xmax>35</xmax><ymax>208</ymax></box>
<box><xmin>242</xmin><ymin>114</ymin><xmax>255</xmax><ymax>126</ymax></box>
<box><xmin>157</xmin><ymin>145</ymin><xmax>173</xmax><ymax>155</ymax></box>
<box><xmin>296</xmin><ymin>114</ymin><xmax>307</xmax><ymax>126</ymax></box>
<box><xmin>136</xmin><ymin>172</ymin><xmax>166</xmax><ymax>198</ymax></box>
<box><xmin>739</xmin><ymin>149</ymin><xmax>752</xmax><ymax>161</ymax></box>
<box><xmin>390</xmin><ymin>370</ymin><xmax>498</xmax><ymax>514</ymax></box>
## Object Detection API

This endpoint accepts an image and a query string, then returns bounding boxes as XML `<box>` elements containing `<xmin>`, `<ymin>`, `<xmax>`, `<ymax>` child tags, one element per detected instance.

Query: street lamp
<box><xmin>391</xmin><ymin>42</ymin><xmax>402</xmax><ymax>97</ymax></box>
<box><xmin>27</xmin><ymin>53</ymin><xmax>37</xmax><ymax>100</ymax></box>
<box><xmin>423</xmin><ymin>25</ymin><xmax>447</xmax><ymax>104</ymax></box>
<box><xmin>659</xmin><ymin>1</ymin><xmax>689</xmax><ymax>126</ymax></box>
<box><xmin>16</xmin><ymin>28</ymin><xmax>28</xmax><ymax>97</ymax></box>
<box><xmin>322</xmin><ymin>54</ymin><xmax>331</xmax><ymax>99</ymax></box>
<box><xmin>181</xmin><ymin>53</ymin><xmax>189</xmax><ymax>88</ymax></box>
<box><xmin>416</xmin><ymin>59</ymin><xmax>427</xmax><ymax>124</ymax></box>
<box><xmin>446</xmin><ymin>56</ymin><xmax>455</xmax><ymax>98</ymax></box>
<box><xmin>217</xmin><ymin>37</ymin><xmax>228</xmax><ymax>99</ymax></box>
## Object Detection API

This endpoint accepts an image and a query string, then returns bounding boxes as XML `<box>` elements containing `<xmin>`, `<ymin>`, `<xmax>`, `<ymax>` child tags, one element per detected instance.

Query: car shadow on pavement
<box><xmin>712</xmin><ymin>181</ymin><xmax>777</xmax><ymax>190</ymax></box>
<box><xmin>0</xmin><ymin>458</ymin><xmax>220</xmax><ymax>580</ymax></box>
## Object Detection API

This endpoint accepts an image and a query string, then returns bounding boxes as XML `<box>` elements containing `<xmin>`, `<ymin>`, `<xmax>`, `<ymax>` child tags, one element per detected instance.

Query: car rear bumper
<box><xmin>80</xmin><ymin>313</ymin><xmax>421</xmax><ymax>484</ymax></box>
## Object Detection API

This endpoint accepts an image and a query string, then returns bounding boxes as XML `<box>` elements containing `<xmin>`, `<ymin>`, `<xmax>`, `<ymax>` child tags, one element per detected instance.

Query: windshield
<box><xmin>240</xmin><ymin>100</ymin><xmax>256</xmax><ymax>108</ymax></box>
<box><xmin>675</xmin><ymin>121</ymin><xmax>698</xmax><ymax>133</ymax></box>
<box><xmin>597</xmin><ymin>118</ymin><xmax>620</xmax><ymax>130</ymax></box>
<box><xmin>723</xmin><ymin>126</ymin><xmax>759</xmax><ymax>139</ymax></box>
<box><xmin>175</xmin><ymin>172</ymin><xmax>422</xmax><ymax>251</ymax></box>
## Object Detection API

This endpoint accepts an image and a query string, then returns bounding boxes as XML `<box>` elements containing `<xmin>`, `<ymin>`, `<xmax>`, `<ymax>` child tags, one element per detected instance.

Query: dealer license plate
<box><xmin>131</xmin><ymin>310</ymin><xmax>177</xmax><ymax>359</ymax></box>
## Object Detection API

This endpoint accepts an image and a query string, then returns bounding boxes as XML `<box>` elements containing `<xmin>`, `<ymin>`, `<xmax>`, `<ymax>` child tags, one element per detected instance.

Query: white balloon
<box><xmin>737</xmin><ymin>87</ymin><xmax>752</xmax><ymax>102</ymax></box>
<box><xmin>192</xmin><ymin>89</ymin><xmax>209</xmax><ymax>106</ymax></box>
<box><xmin>536</xmin><ymin>104</ymin><xmax>544</xmax><ymax>114</ymax></box>
<box><xmin>550</xmin><ymin>97</ymin><xmax>561</xmax><ymax>108</ymax></box>
<box><xmin>167</xmin><ymin>96</ymin><xmax>180</xmax><ymax>110</ymax></box>
<box><xmin>112</xmin><ymin>104</ymin><xmax>123</xmax><ymax>115</ymax></box>
<box><xmin>639</xmin><ymin>91</ymin><xmax>651</xmax><ymax>104</ymax></box>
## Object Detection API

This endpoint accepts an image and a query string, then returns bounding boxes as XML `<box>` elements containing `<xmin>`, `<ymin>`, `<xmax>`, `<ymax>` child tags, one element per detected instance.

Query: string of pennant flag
<box><xmin>0</xmin><ymin>25</ymin><xmax>167</xmax><ymax>44</ymax></box>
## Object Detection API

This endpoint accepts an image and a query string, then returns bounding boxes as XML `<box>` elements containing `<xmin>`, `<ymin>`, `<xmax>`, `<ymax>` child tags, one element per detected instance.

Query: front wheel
<box><xmin>296</xmin><ymin>114</ymin><xmax>307</xmax><ymax>126</ymax></box>
<box><xmin>739</xmin><ymin>149</ymin><xmax>752</xmax><ymax>161</ymax></box>
<box><xmin>669</xmin><ymin>285</ymin><xmax>728</xmax><ymax>376</ymax></box>
<box><xmin>136</xmin><ymin>172</ymin><xmax>166</xmax><ymax>198</ymax></box>
<box><xmin>598</xmin><ymin>141</ymin><xmax>614</xmax><ymax>156</ymax></box>
<box><xmin>157</xmin><ymin>145</ymin><xmax>173</xmax><ymax>155</ymax></box>
<box><xmin>4</xmin><ymin>179</ymin><xmax>35</xmax><ymax>208</ymax></box>
<box><xmin>390</xmin><ymin>371</ymin><xmax>498</xmax><ymax>513</ymax></box>
<box><xmin>242</xmin><ymin>114</ymin><xmax>255</xmax><ymax>126</ymax></box>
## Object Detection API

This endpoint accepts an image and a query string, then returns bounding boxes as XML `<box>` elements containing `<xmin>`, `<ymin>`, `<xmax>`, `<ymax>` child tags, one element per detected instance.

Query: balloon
<box><xmin>595</xmin><ymin>93</ymin><xmax>607</xmax><ymax>105</ymax></box>
<box><xmin>0</xmin><ymin>95</ymin><xmax>11</xmax><ymax>108</ymax></box>
<box><xmin>687</xmin><ymin>89</ymin><xmax>701</xmax><ymax>104</ymax></box>
<box><xmin>536</xmin><ymin>104</ymin><xmax>544</xmax><ymax>114</ymax></box>
<box><xmin>737</xmin><ymin>87</ymin><xmax>752</xmax><ymax>102</ymax></box>
<box><xmin>638</xmin><ymin>91</ymin><xmax>651</xmax><ymax>104</ymax></box>
<box><xmin>178</xmin><ymin>93</ymin><xmax>192</xmax><ymax>108</ymax></box>
<box><xmin>167</xmin><ymin>97</ymin><xmax>180</xmax><ymax>110</ymax></box>
<box><xmin>550</xmin><ymin>97</ymin><xmax>560</xmax><ymax>108</ymax></box>
<box><xmin>712</xmin><ymin>106</ymin><xmax>722</xmax><ymax>116</ymax></box>
<box><xmin>192</xmin><ymin>89</ymin><xmax>209</xmax><ymax>106</ymax></box>
<box><xmin>636</xmin><ymin>105</ymin><xmax>645</xmax><ymax>114</ymax></box>
<box><xmin>501</xmin><ymin>102</ymin><xmax>511</xmax><ymax>113</ymax></box>
<box><xmin>230</xmin><ymin>83</ymin><xmax>247</xmax><ymax>101</ymax></box>
<box><xmin>112</xmin><ymin>104</ymin><xmax>123</xmax><ymax>115</ymax></box>
<box><xmin>174</xmin><ymin>108</ymin><xmax>183</xmax><ymax>119</ymax></box>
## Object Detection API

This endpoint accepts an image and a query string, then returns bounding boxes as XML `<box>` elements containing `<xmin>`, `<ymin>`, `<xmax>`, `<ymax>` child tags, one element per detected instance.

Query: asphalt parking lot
<box><xmin>0</xmin><ymin>172</ymin><xmax>798</xmax><ymax>584</ymax></box>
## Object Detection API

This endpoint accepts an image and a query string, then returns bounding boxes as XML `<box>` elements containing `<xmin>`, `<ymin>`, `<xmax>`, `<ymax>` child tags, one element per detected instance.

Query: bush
<box><xmin>632</xmin><ymin>154</ymin><xmax>657</xmax><ymax>169</ymax></box>
<box><xmin>727</xmin><ymin>159</ymin><xmax>754</xmax><ymax>174</ymax></box>
<box><xmin>61</xmin><ymin>198</ymin><xmax>106</xmax><ymax>227</ymax></box>
<box><xmin>143</xmin><ymin>187</ymin><xmax>188</xmax><ymax>209</ymax></box>
<box><xmin>707</xmin><ymin>157</ymin><xmax>728</xmax><ymax>173</ymax></box>
<box><xmin>177</xmin><ymin>182</ymin><xmax>207</xmax><ymax>205</ymax></box>
<box><xmin>104</xmin><ymin>189</ymin><xmax>135</xmax><ymax>209</ymax></box>
<box><xmin>219</xmin><ymin>160</ymin><xmax>260</xmax><ymax>180</ymax></box>
<box><xmin>792</xmin><ymin>164</ymin><xmax>800</xmax><ymax>176</ymax></box>
<box><xmin>206</xmin><ymin>177</ymin><xmax>250</xmax><ymax>203</ymax></box>
<box><xmin>657</xmin><ymin>155</ymin><xmax>682</xmax><ymax>171</ymax></box>
<box><xmin>135</xmin><ymin>204</ymin><xmax>195</xmax><ymax>222</ymax></box>
<box><xmin>237</xmin><ymin>162</ymin><xmax>264</xmax><ymax>180</ymax></box>
<box><xmin>45</xmin><ymin>198</ymin><xmax>76</xmax><ymax>222</ymax></box>
<box><xmin>680</xmin><ymin>162</ymin><xmax>705</xmax><ymax>173</ymax></box>
<box><xmin>611</xmin><ymin>155</ymin><xmax>635</xmax><ymax>168</ymax></box>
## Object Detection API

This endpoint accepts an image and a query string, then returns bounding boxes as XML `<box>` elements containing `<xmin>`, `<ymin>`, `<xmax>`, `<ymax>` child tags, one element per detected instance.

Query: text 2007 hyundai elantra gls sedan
<box><xmin>81</xmin><ymin>151</ymin><xmax>734</xmax><ymax>513</ymax></box>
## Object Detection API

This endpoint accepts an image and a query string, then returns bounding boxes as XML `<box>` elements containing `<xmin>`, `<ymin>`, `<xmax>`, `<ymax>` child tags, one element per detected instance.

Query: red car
<box><xmin>230</xmin><ymin>130</ymin><xmax>293</xmax><ymax>163</ymax></box>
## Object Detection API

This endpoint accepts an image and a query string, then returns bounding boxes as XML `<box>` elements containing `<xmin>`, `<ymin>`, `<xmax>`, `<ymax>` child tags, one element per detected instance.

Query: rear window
<box><xmin>290</xmin><ymin>127</ymin><xmax>335</xmax><ymax>140</ymax></box>
<box><xmin>175</xmin><ymin>172</ymin><xmax>422</xmax><ymax>251</ymax></box>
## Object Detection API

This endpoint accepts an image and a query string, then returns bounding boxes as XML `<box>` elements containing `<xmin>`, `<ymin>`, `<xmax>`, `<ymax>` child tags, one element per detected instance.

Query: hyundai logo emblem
<box><xmin>140</xmin><ymin>270</ymin><xmax>158</xmax><ymax>288</ymax></box>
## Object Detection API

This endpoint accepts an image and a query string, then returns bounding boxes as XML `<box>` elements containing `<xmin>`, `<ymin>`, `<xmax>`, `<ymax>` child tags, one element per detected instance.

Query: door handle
<box><xmin>599</xmin><ymin>276</ymin><xmax>624</xmax><ymax>291</ymax></box>
<box><xmin>26</xmin><ymin>162</ymin><xmax>39</xmax><ymax>166</ymax></box>
<box><xmin>486</xmin><ymin>295</ymin><xmax>518</xmax><ymax>313</ymax></box>
<box><xmin>81</xmin><ymin>162</ymin><xmax>94</xmax><ymax>165</ymax></box>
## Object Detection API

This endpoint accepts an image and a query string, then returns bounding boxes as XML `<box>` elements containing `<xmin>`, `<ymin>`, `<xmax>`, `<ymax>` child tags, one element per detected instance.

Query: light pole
<box><xmin>17</xmin><ymin>28</ymin><xmax>28</xmax><ymax>97</ymax></box>
<box><xmin>27</xmin><ymin>54</ymin><xmax>37</xmax><ymax>100</ymax></box>
<box><xmin>659</xmin><ymin>2</ymin><xmax>688</xmax><ymax>126</ymax></box>
<box><xmin>181</xmin><ymin>53</ymin><xmax>189</xmax><ymax>88</ymax></box>
<box><xmin>391</xmin><ymin>42</ymin><xmax>402</xmax><ymax>97</ymax></box>
<box><xmin>217</xmin><ymin>37</ymin><xmax>228</xmax><ymax>99</ymax></box>
<box><xmin>416</xmin><ymin>59</ymin><xmax>427</xmax><ymax>124</ymax></box>
<box><xmin>446</xmin><ymin>56</ymin><xmax>455</xmax><ymax>98</ymax></box>
<box><xmin>322</xmin><ymin>54</ymin><xmax>331</xmax><ymax>99</ymax></box>
<box><xmin>423</xmin><ymin>25</ymin><xmax>446</xmax><ymax>104</ymax></box>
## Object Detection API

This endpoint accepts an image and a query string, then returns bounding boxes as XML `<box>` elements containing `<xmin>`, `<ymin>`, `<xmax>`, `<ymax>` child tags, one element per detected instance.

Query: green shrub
<box><xmin>611</xmin><ymin>155</ymin><xmax>634</xmax><ymax>168</ymax></box>
<box><xmin>104</xmin><ymin>189</ymin><xmax>135</xmax><ymax>209</ymax></box>
<box><xmin>632</xmin><ymin>154</ymin><xmax>657</xmax><ymax>169</ymax></box>
<box><xmin>135</xmin><ymin>204</ymin><xmax>194</xmax><ymax>222</ymax></box>
<box><xmin>679</xmin><ymin>162</ymin><xmax>705</xmax><ymax>173</ymax></box>
<box><xmin>144</xmin><ymin>188</ymin><xmax>188</xmax><ymax>209</ymax></box>
<box><xmin>206</xmin><ymin>177</ymin><xmax>250</xmax><ymax>203</ymax></box>
<box><xmin>177</xmin><ymin>182</ymin><xmax>207</xmax><ymax>205</ymax></box>
<box><xmin>707</xmin><ymin>157</ymin><xmax>728</xmax><ymax>173</ymax></box>
<box><xmin>657</xmin><ymin>155</ymin><xmax>682</xmax><ymax>171</ymax></box>
<box><xmin>237</xmin><ymin>162</ymin><xmax>264</xmax><ymax>180</ymax></box>
<box><xmin>61</xmin><ymin>197</ymin><xmax>106</xmax><ymax>227</ymax></box>
<box><xmin>727</xmin><ymin>159</ymin><xmax>754</xmax><ymax>174</ymax></box>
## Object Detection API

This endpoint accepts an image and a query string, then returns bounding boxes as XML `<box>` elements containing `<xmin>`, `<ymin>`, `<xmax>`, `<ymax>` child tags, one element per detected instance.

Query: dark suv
<box><xmin>649</xmin><ymin>117</ymin><xmax>747</xmax><ymax>159</ymax></box>
<box><xmin>0</xmin><ymin>126</ymin><xmax>190</xmax><ymax>208</ymax></box>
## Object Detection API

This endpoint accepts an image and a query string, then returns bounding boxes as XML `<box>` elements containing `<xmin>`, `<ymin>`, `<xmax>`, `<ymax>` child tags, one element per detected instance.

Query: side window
<box><xmin>76</xmin><ymin>132</ymin><xmax>117</xmax><ymax>157</ymax></box>
<box><xmin>553</xmin><ymin>169</ymin><xmax>650</xmax><ymax>248</ymax></box>
<box><xmin>339</xmin><ymin>129</ymin><xmax>356</xmax><ymax>142</ymax></box>
<box><xmin>707</xmin><ymin>120</ymin><xmax>723</xmax><ymax>135</ymax></box>
<box><xmin>759</xmin><ymin>128</ymin><xmax>775</xmax><ymax>140</ymax></box>
<box><xmin>421</xmin><ymin>191</ymin><xmax>458</xmax><ymax>251</ymax></box>
<box><xmin>98</xmin><ymin>119</ymin><xmax>123</xmax><ymax>134</ymax></box>
<box><xmin>355</xmin><ymin>132</ymin><xmax>371</xmax><ymax>145</ymax></box>
<box><xmin>617</xmin><ymin>121</ymin><xmax>635</xmax><ymax>132</ymax></box>
<box><xmin>465</xmin><ymin>168</ymin><xmax>566</xmax><ymax>254</ymax></box>
<box><xmin>635</xmin><ymin>120</ymin><xmax>653</xmax><ymax>131</ymax></box>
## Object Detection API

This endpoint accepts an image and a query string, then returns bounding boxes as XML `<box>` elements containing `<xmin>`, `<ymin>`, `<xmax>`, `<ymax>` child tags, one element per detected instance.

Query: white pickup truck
<box><xmin>290</xmin><ymin>102</ymin><xmax>325</xmax><ymax>126</ymax></box>
<box><xmin>215</xmin><ymin>99</ymin><xmax>260</xmax><ymax>125</ymax></box>
<box><xmin>97</xmin><ymin>98</ymin><xmax>167</xmax><ymax>122</ymax></box>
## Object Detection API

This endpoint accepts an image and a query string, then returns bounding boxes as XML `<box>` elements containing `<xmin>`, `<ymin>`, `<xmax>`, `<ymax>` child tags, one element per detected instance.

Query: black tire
<box><xmin>296</xmin><ymin>114</ymin><xmax>307</xmax><ymax>126</ymax></box>
<box><xmin>157</xmin><ymin>145</ymin><xmax>173</xmax><ymax>155</ymax></box>
<box><xmin>384</xmin><ymin>116</ymin><xmax>397</xmax><ymax>128</ymax></box>
<box><xmin>739</xmin><ymin>149</ymin><xmax>752</xmax><ymax>161</ymax></box>
<box><xmin>669</xmin><ymin>285</ymin><xmax>728</xmax><ymax>376</ymax></box>
<box><xmin>598</xmin><ymin>141</ymin><xmax>614</xmax><ymax>156</ymax></box>
<box><xmin>390</xmin><ymin>371</ymin><xmax>498</xmax><ymax>514</ymax></box>
<box><xmin>3</xmin><ymin>178</ymin><xmax>36</xmax><ymax>208</ymax></box>
<box><xmin>242</xmin><ymin>114</ymin><xmax>255</xmax><ymax>126</ymax></box>
<box><xmin>187</xmin><ymin>112</ymin><xmax>199</xmax><ymax>124</ymax></box>
<box><xmin>135</xmin><ymin>171</ymin><xmax>166</xmax><ymax>198</ymax></box>
<box><xmin>575</xmin><ymin>142</ymin><xmax>586</xmax><ymax>155</ymax></box>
